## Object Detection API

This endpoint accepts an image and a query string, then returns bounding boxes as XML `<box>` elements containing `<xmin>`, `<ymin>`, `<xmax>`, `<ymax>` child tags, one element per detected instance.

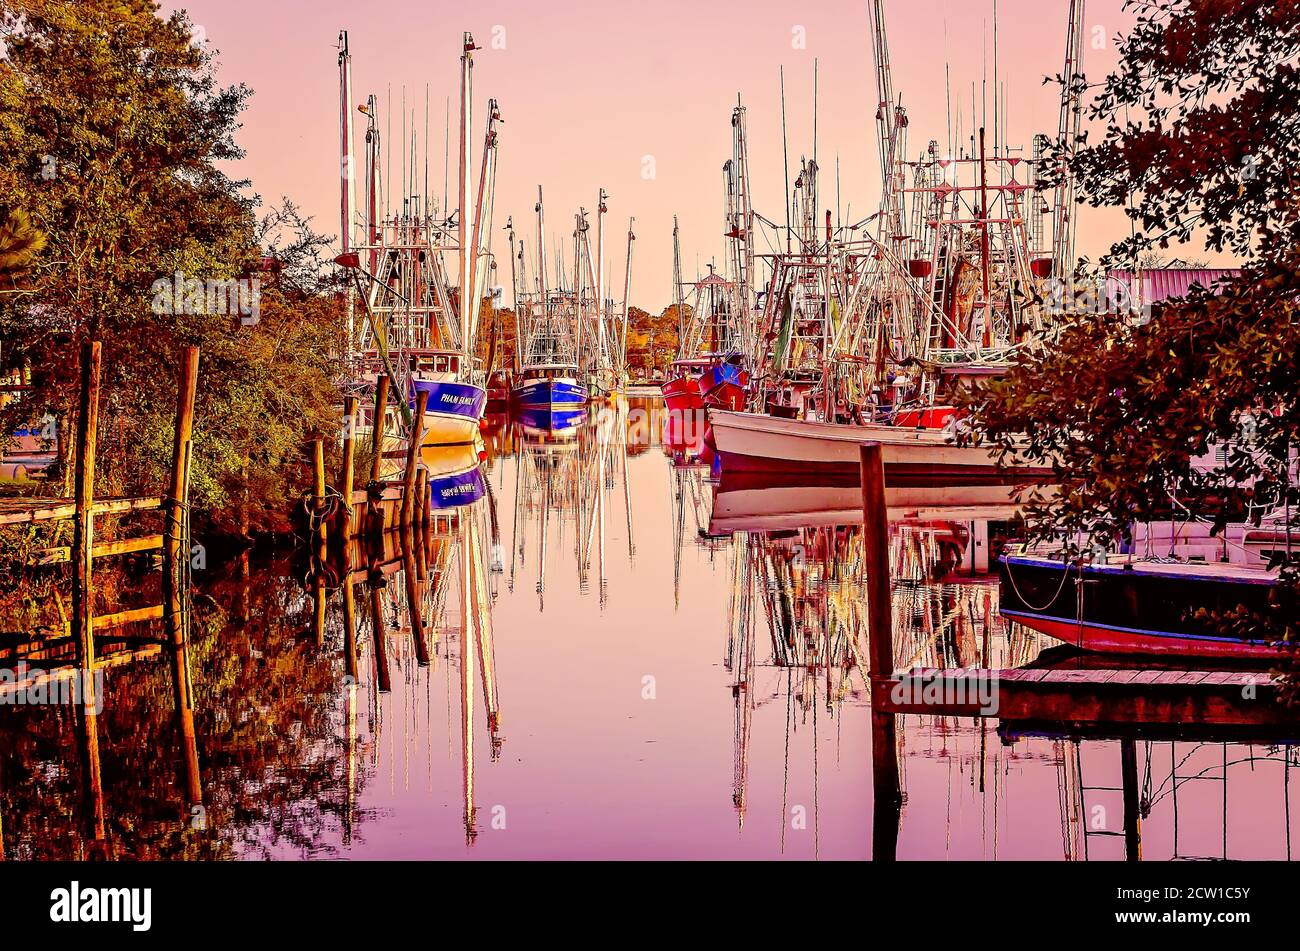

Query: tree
<box><xmin>0</xmin><ymin>0</ymin><xmax>347</xmax><ymax>535</ymax></box>
<box><xmin>0</xmin><ymin>208</ymin><xmax>45</xmax><ymax>289</ymax></box>
<box><xmin>968</xmin><ymin>0</ymin><xmax>1300</xmax><ymax>656</ymax></box>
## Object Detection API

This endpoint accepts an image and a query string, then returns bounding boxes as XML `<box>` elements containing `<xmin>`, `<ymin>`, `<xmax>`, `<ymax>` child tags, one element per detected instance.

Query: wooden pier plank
<box><xmin>0</xmin><ymin>496</ymin><xmax>163</xmax><ymax>526</ymax></box>
<box><xmin>879</xmin><ymin>664</ymin><xmax>1291</xmax><ymax>728</ymax></box>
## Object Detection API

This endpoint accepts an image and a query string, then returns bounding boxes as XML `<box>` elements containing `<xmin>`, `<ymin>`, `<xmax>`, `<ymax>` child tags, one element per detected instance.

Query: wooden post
<box><xmin>71</xmin><ymin>340</ymin><xmax>105</xmax><ymax>843</ymax></box>
<box><xmin>861</xmin><ymin>442</ymin><xmax>902</xmax><ymax>843</ymax></box>
<box><xmin>402</xmin><ymin>525</ymin><xmax>429</xmax><ymax>666</ymax></box>
<box><xmin>368</xmin><ymin>581</ymin><xmax>392</xmax><ymax>692</ymax></box>
<box><xmin>311</xmin><ymin>438</ymin><xmax>328</xmax><ymax>646</ymax></box>
<box><xmin>71</xmin><ymin>341</ymin><xmax>101</xmax><ymax>676</ymax></box>
<box><xmin>338</xmin><ymin>396</ymin><xmax>359</xmax><ymax>539</ymax></box>
<box><xmin>1121</xmin><ymin>737</ymin><xmax>1142</xmax><ymax>862</ymax></box>
<box><xmin>400</xmin><ymin>390</ymin><xmax>429</xmax><ymax>528</ymax></box>
<box><xmin>860</xmin><ymin>443</ymin><xmax>894</xmax><ymax>682</ymax></box>
<box><xmin>341</xmin><ymin>571</ymin><xmax>359</xmax><ymax>682</ymax></box>
<box><xmin>369</xmin><ymin>375</ymin><xmax>390</xmax><ymax>483</ymax></box>
<box><xmin>164</xmin><ymin>346</ymin><xmax>199</xmax><ymax>649</ymax></box>
<box><xmin>312</xmin><ymin>437</ymin><xmax>328</xmax><ymax>546</ymax></box>
<box><xmin>367</xmin><ymin>375</ymin><xmax>391</xmax><ymax>536</ymax></box>
<box><xmin>415</xmin><ymin>468</ymin><xmax>429</xmax><ymax>582</ymax></box>
<box><xmin>164</xmin><ymin>345</ymin><xmax>202</xmax><ymax>811</ymax></box>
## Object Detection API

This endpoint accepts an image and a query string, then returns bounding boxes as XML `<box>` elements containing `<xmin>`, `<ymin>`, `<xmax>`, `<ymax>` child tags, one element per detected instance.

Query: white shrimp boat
<box><xmin>707</xmin><ymin>410</ymin><xmax>1055</xmax><ymax>488</ymax></box>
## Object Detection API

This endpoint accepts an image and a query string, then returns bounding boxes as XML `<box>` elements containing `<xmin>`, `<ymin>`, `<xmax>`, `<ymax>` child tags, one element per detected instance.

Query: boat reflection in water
<box><xmin>1</xmin><ymin>398</ymin><xmax>1297</xmax><ymax>859</ymax></box>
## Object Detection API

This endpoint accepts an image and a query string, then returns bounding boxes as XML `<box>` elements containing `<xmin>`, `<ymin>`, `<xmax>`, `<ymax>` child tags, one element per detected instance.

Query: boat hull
<box><xmin>698</xmin><ymin>363</ymin><xmax>748</xmax><ymax>411</ymax></box>
<box><xmin>708</xmin><ymin>409</ymin><xmax>1054</xmax><ymax>487</ymax></box>
<box><xmin>661</xmin><ymin>375</ymin><xmax>704</xmax><ymax>412</ymax></box>
<box><xmin>512</xmin><ymin>378</ymin><xmax>586</xmax><ymax>409</ymax></box>
<box><xmin>411</xmin><ymin>380</ymin><xmax>487</xmax><ymax>445</ymax></box>
<box><xmin>998</xmin><ymin>555</ymin><xmax>1281</xmax><ymax>659</ymax></box>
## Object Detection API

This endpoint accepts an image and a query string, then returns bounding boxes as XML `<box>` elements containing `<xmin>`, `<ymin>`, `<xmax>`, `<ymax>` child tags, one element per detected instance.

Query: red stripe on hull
<box><xmin>1006</xmin><ymin>612</ymin><xmax>1282</xmax><ymax>660</ymax></box>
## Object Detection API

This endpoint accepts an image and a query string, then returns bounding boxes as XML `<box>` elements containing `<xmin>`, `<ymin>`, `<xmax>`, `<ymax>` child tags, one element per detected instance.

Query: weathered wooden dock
<box><xmin>0</xmin><ymin>340</ymin><xmax>204</xmax><ymax>852</ymax></box>
<box><xmin>878</xmin><ymin>666</ymin><xmax>1284</xmax><ymax>728</ymax></box>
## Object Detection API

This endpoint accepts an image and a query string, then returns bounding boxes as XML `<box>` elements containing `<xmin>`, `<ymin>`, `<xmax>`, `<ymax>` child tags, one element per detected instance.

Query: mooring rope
<box><xmin>1001</xmin><ymin>552</ymin><xmax>1077</xmax><ymax>614</ymax></box>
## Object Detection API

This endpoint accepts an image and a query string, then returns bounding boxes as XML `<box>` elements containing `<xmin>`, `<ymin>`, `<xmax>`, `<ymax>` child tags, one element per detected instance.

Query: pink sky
<box><xmin>163</xmin><ymin>0</ymin><xmax>1223</xmax><ymax>310</ymax></box>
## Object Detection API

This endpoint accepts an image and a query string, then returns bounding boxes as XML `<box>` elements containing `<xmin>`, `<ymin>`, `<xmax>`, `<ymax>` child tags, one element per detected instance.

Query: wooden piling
<box><xmin>400</xmin><ymin>390</ymin><xmax>429</xmax><ymax>528</ymax></box>
<box><xmin>1121</xmin><ymin>737</ymin><xmax>1142</xmax><ymax>862</ymax></box>
<box><xmin>163</xmin><ymin>345</ymin><xmax>202</xmax><ymax>810</ymax></box>
<box><xmin>163</xmin><ymin>346</ymin><xmax>199</xmax><ymax>650</ymax></box>
<box><xmin>312</xmin><ymin>437</ymin><xmax>328</xmax><ymax>546</ymax></box>
<box><xmin>311</xmin><ymin>438</ymin><xmax>328</xmax><ymax>646</ymax></box>
<box><xmin>415</xmin><ymin>468</ymin><xmax>429</xmax><ymax>581</ymax></box>
<box><xmin>71</xmin><ymin>340</ymin><xmax>105</xmax><ymax>843</ymax></box>
<box><xmin>71</xmin><ymin>340</ymin><xmax>101</xmax><ymax>676</ymax></box>
<box><xmin>367</xmin><ymin>376</ymin><xmax>391</xmax><ymax>536</ymax></box>
<box><xmin>369</xmin><ymin>375</ymin><xmax>390</xmax><ymax>484</ymax></box>
<box><xmin>341</xmin><ymin>569</ymin><xmax>359</xmax><ymax>682</ymax></box>
<box><xmin>860</xmin><ymin>443</ymin><xmax>893</xmax><ymax>680</ymax></box>
<box><xmin>861</xmin><ymin>442</ymin><xmax>902</xmax><ymax>832</ymax></box>
<box><xmin>368</xmin><ymin>582</ymin><xmax>392</xmax><ymax>692</ymax></box>
<box><xmin>338</xmin><ymin>396</ymin><xmax>359</xmax><ymax>539</ymax></box>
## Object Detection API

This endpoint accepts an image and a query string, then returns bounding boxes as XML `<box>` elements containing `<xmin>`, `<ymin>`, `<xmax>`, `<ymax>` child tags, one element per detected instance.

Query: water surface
<box><xmin>2</xmin><ymin>399</ymin><xmax>1297</xmax><ymax>860</ymax></box>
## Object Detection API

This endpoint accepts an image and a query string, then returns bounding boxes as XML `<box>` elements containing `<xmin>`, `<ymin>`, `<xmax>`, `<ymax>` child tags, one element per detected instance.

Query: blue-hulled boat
<box><xmin>406</xmin><ymin>350</ymin><xmax>486</xmax><ymax>445</ymax></box>
<box><xmin>512</xmin><ymin>363</ymin><xmax>585</xmax><ymax>410</ymax></box>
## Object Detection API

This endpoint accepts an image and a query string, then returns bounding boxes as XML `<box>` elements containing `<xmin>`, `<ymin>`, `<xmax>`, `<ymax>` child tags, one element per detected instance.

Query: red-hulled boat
<box><xmin>661</xmin><ymin>358</ymin><xmax>708</xmax><ymax>412</ymax></box>
<box><xmin>698</xmin><ymin>356</ymin><xmax>749</xmax><ymax>411</ymax></box>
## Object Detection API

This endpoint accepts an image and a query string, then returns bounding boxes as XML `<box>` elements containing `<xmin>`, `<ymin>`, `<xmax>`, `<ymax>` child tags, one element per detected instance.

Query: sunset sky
<box><xmin>163</xmin><ymin>0</ymin><xmax>1222</xmax><ymax>310</ymax></box>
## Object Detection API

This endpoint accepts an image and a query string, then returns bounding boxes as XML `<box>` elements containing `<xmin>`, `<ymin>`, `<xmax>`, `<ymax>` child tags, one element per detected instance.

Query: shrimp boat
<box><xmin>334</xmin><ymin>32</ymin><xmax>496</xmax><ymax>449</ymax></box>
<box><xmin>708</xmin><ymin>409</ymin><xmax>1055</xmax><ymax>489</ymax></box>
<box><xmin>485</xmin><ymin>367</ymin><xmax>513</xmax><ymax>410</ymax></box>
<box><xmin>504</xmin><ymin>189</ymin><xmax>590</xmax><ymax>424</ymax></box>
<box><xmin>661</xmin><ymin>224</ymin><xmax>750</xmax><ymax>412</ymax></box>
<box><xmin>408</xmin><ymin>350</ymin><xmax>487</xmax><ymax>444</ymax></box>
<box><xmin>513</xmin><ymin>363</ymin><xmax>585</xmax><ymax>411</ymax></box>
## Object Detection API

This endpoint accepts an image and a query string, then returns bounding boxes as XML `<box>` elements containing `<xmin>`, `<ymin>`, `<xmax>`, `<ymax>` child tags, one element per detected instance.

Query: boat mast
<box><xmin>505</xmin><ymin>217</ymin><xmax>520</xmax><ymax>374</ymax></box>
<box><xmin>457</xmin><ymin>32</ymin><xmax>477</xmax><ymax>374</ymax></box>
<box><xmin>466</xmin><ymin>97</ymin><xmax>502</xmax><ymax>376</ymax></box>
<box><xmin>595</xmin><ymin>189</ymin><xmax>607</xmax><ymax>378</ymax></box>
<box><xmin>619</xmin><ymin>217</ymin><xmax>635</xmax><ymax>381</ymax></box>
<box><xmin>338</xmin><ymin>32</ymin><xmax>356</xmax><ymax>354</ymax></box>
<box><xmin>535</xmin><ymin>186</ymin><xmax>548</xmax><ymax>360</ymax></box>
<box><xmin>1052</xmin><ymin>0</ymin><xmax>1087</xmax><ymax>283</ymax></box>
<box><xmin>671</xmin><ymin>216</ymin><xmax>685</xmax><ymax>361</ymax></box>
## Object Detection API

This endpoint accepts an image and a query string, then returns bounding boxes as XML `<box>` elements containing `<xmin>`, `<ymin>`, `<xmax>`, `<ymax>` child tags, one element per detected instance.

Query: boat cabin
<box><xmin>409</xmin><ymin>349</ymin><xmax>463</xmax><ymax>381</ymax></box>
<box><xmin>521</xmin><ymin>363</ymin><xmax>578</xmax><ymax>382</ymax></box>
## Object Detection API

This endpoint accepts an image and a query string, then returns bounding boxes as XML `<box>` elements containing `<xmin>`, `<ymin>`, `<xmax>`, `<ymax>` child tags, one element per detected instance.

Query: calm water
<box><xmin>2</xmin><ymin>398</ymin><xmax>1298</xmax><ymax>860</ymax></box>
